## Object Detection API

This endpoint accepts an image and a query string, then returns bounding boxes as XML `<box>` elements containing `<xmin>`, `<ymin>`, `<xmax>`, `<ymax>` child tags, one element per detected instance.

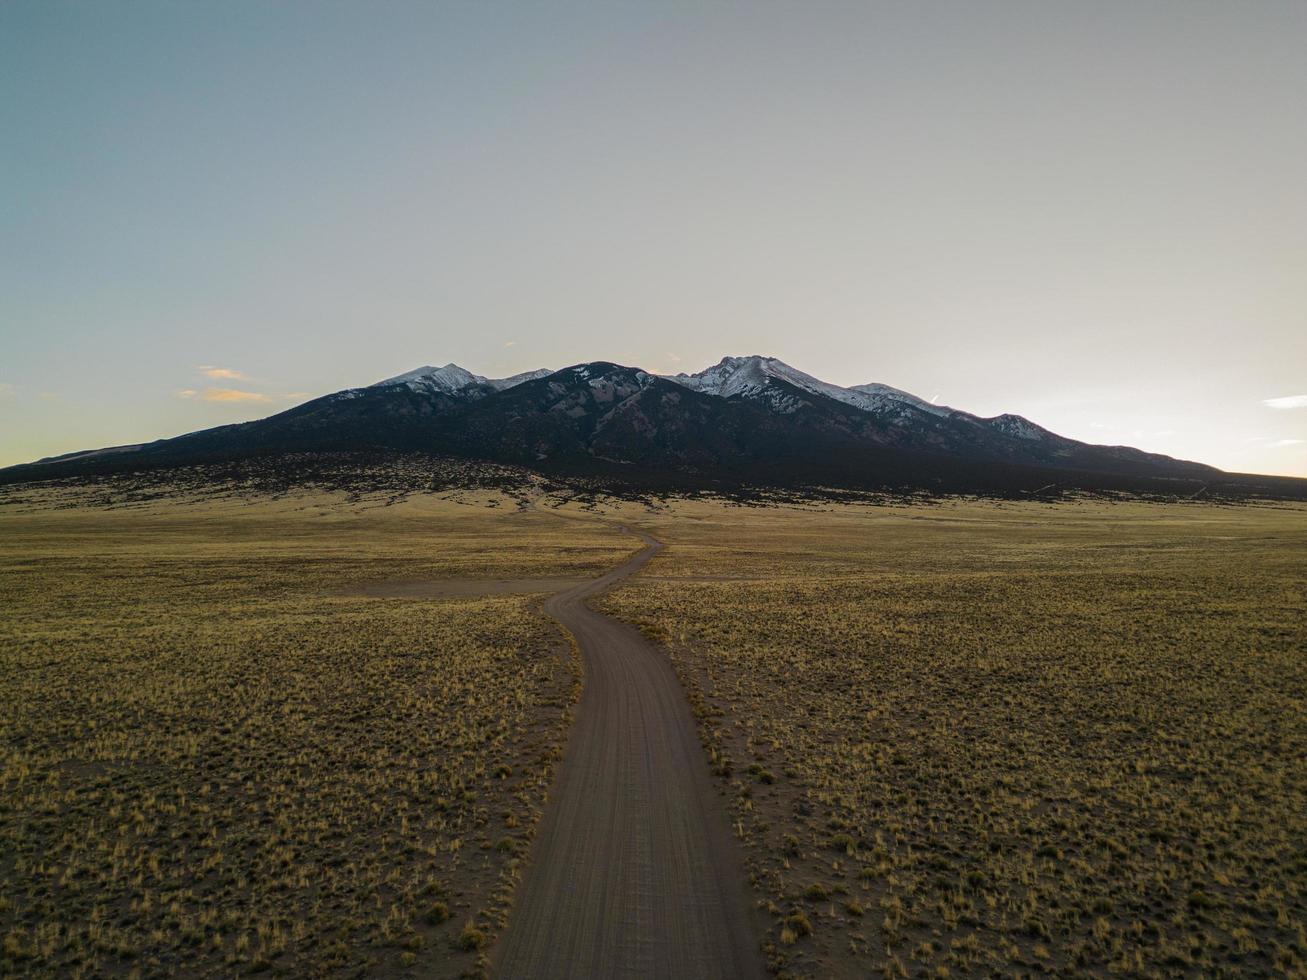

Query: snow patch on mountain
<box><xmin>986</xmin><ymin>413</ymin><xmax>1048</xmax><ymax>441</ymax></box>
<box><xmin>846</xmin><ymin>382</ymin><xmax>953</xmax><ymax>418</ymax></box>
<box><xmin>487</xmin><ymin>368</ymin><xmax>554</xmax><ymax>390</ymax></box>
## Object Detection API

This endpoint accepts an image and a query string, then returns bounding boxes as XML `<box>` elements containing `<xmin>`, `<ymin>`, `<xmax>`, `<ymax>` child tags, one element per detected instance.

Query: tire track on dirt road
<box><xmin>495</xmin><ymin>517</ymin><xmax>762</xmax><ymax>979</ymax></box>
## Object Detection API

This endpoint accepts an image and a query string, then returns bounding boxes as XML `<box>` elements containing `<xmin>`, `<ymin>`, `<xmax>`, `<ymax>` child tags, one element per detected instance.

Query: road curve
<box><xmin>495</xmin><ymin>523</ymin><xmax>763</xmax><ymax>979</ymax></box>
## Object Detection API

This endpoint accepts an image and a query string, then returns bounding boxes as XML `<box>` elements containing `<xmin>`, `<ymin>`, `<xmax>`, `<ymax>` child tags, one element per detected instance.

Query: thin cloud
<box><xmin>283</xmin><ymin>392</ymin><xmax>310</xmax><ymax>400</ymax></box>
<box><xmin>202</xmin><ymin>388</ymin><xmax>271</xmax><ymax>403</ymax></box>
<box><xmin>503</xmin><ymin>340</ymin><xmax>517</xmax><ymax>348</ymax></box>
<box><xmin>175</xmin><ymin>389</ymin><xmax>199</xmax><ymax>399</ymax></box>
<box><xmin>1263</xmin><ymin>394</ymin><xmax>1307</xmax><ymax>409</ymax></box>
<box><xmin>199</xmin><ymin>366</ymin><xmax>249</xmax><ymax>380</ymax></box>
<box><xmin>1246</xmin><ymin>435</ymin><xmax>1305</xmax><ymax>449</ymax></box>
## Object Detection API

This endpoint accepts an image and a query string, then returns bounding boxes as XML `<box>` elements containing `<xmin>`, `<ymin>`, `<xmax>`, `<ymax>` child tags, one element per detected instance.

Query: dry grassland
<box><xmin>598</xmin><ymin>498</ymin><xmax>1307</xmax><ymax>978</ymax></box>
<box><xmin>0</xmin><ymin>490</ymin><xmax>632</xmax><ymax>978</ymax></box>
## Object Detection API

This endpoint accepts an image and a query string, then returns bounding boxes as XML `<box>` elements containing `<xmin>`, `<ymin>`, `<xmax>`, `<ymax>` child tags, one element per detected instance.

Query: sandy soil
<box><xmin>494</xmin><ymin>524</ymin><xmax>764</xmax><ymax>979</ymax></box>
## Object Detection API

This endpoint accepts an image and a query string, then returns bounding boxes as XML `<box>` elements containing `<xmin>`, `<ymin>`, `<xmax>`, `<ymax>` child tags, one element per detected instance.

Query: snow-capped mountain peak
<box><xmin>666</xmin><ymin>355</ymin><xmax>957</xmax><ymax>419</ymax></box>
<box><xmin>667</xmin><ymin>355</ymin><xmax>785</xmax><ymax>398</ymax></box>
<box><xmin>374</xmin><ymin>363</ymin><xmax>482</xmax><ymax>392</ymax></box>
<box><xmin>373</xmin><ymin>363</ymin><xmax>551</xmax><ymax>394</ymax></box>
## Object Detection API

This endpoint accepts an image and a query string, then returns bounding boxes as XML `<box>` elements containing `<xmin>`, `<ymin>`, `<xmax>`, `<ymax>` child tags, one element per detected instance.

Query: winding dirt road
<box><xmin>495</xmin><ymin>523</ymin><xmax>762</xmax><ymax>979</ymax></box>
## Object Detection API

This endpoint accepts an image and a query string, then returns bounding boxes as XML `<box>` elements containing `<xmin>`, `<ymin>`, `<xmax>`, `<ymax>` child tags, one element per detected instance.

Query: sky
<box><xmin>2</xmin><ymin>1</ymin><xmax>1305</xmax><ymax>476</ymax></box>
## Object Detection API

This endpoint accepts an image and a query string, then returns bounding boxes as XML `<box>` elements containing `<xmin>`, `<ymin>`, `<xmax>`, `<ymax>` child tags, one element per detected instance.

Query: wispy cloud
<box><xmin>1246</xmin><ymin>435</ymin><xmax>1305</xmax><ymax>448</ymax></box>
<box><xmin>0</xmin><ymin>383</ymin><xmax>14</xmax><ymax>401</ymax></box>
<box><xmin>202</xmin><ymin>388</ymin><xmax>271</xmax><ymax>403</ymax></box>
<box><xmin>283</xmin><ymin>392</ymin><xmax>310</xmax><ymax>400</ymax></box>
<box><xmin>503</xmin><ymin>340</ymin><xmax>516</xmax><ymax>348</ymax></box>
<box><xmin>175</xmin><ymin>388</ymin><xmax>199</xmax><ymax>399</ymax></box>
<box><xmin>199</xmin><ymin>366</ymin><xmax>249</xmax><ymax>381</ymax></box>
<box><xmin>1263</xmin><ymin>394</ymin><xmax>1307</xmax><ymax>409</ymax></box>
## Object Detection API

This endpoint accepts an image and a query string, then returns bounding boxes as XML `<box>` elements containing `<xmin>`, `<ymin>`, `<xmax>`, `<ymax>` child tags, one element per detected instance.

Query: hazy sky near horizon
<box><xmin>3</xmin><ymin>1</ymin><xmax>1305</xmax><ymax>475</ymax></box>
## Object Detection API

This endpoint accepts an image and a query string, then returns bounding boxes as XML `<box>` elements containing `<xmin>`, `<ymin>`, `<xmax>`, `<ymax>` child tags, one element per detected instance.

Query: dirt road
<box><xmin>495</xmin><ymin>524</ymin><xmax>762</xmax><ymax>979</ymax></box>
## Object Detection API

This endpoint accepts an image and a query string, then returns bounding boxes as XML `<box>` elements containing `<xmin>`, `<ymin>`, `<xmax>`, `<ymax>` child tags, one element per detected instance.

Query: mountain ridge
<box><xmin>6</xmin><ymin>355</ymin><xmax>1304</xmax><ymax>500</ymax></box>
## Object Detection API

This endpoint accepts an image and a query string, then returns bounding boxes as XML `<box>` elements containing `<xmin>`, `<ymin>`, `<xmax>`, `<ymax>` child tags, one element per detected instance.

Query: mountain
<box><xmin>662</xmin><ymin>356</ymin><xmax>1203</xmax><ymax>478</ymax></box>
<box><xmin>5</xmin><ymin>355</ymin><xmax>1304</xmax><ymax>499</ymax></box>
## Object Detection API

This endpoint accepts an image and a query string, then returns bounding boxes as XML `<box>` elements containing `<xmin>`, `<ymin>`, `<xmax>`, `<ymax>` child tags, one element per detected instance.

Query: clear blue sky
<box><xmin>3</xmin><ymin>1</ymin><xmax>1305</xmax><ymax>475</ymax></box>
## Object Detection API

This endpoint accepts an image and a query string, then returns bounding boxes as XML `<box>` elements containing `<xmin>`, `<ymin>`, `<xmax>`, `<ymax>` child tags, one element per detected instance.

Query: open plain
<box><xmin>2</xmin><ymin>483</ymin><xmax>1305</xmax><ymax>978</ymax></box>
<box><xmin>600</xmin><ymin>497</ymin><xmax>1307</xmax><ymax>977</ymax></box>
<box><xmin>0</xmin><ymin>487</ymin><xmax>631</xmax><ymax>978</ymax></box>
